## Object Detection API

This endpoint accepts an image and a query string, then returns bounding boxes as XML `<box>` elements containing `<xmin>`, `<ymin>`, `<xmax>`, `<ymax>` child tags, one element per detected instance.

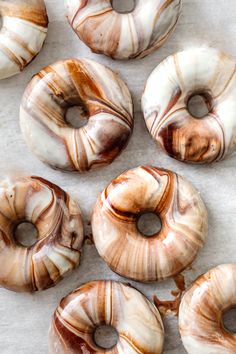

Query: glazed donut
<box><xmin>49</xmin><ymin>280</ymin><xmax>164</xmax><ymax>353</ymax></box>
<box><xmin>142</xmin><ymin>47</ymin><xmax>236</xmax><ymax>163</ymax></box>
<box><xmin>179</xmin><ymin>264</ymin><xmax>236</xmax><ymax>354</ymax></box>
<box><xmin>65</xmin><ymin>0</ymin><xmax>182</xmax><ymax>60</ymax></box>
<box><xmin>0</xmin><ymin>176</ymin><xmax>84</xmax><ymax>292</ymax></box>
<box><xmin>0</xmin><ymin>0</ymin><xmax>48</xmax><ymax>80</ymax></box>
<box><xmin>92</xmin><ymin>166</ymin><xmax>208</xmax><ymax>282</ymax></box>
<box><xmin>20</xmin><ymin>58</ymin><xmax>133</xmax><ymax>172</ymax></box>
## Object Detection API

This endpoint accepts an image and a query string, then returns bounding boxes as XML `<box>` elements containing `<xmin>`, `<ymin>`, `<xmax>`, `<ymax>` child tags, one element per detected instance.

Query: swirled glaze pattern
<box><xmin>0</xmin><ymin>176</ymin><xmax>84</xmax><ymax>292</ymax></box>
<box><xmin>20</xmin><ymin>58</ymin><xmax>133</xmax><ymax>172</ymax></box>
<box><xmin>92</xmin><ymin>166</ymin><xmax>208</xmax><ymax>282</ymax></box>
<box><xmin>0</xmin><ymin>0</ymin><xmax>48</xmax><ymax>79</ymax></box>
<box><xmin>142</xmin><ymin>47</ymin><xmax>236</xmax><ymax>163</ymax></box>
<box><xmin>65</xmin><ymin>0</ymin><xmax>182</xmax><ymax>60</ymax></box>
<box><xmin>49</xmin><ymin>280</ymin><xmax>164</xmax><ymax>353</ymax></box>
<box><xmin>179</xmin><ymin>264</ymin><xmax>236</xmax><ymax>354</ymax></box>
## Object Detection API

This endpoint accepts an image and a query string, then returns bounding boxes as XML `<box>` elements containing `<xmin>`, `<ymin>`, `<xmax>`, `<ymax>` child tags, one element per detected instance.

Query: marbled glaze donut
<box><xmin>142</xmin><ymin>47</ymin><xmax>236</xmax><ymax>163</ymax></box>
<box><xmin>65</xmin><ymin>0</ymin><xmax>182</xmax><ymax>60</ymax></box>
<box><xmin>0</xmin><ymin>176</ymin><xmax>84</xmax><ymax>292</ymax></box>
<box><xmin>20</xmin><ymin>58</ymin><xmax>133</xmax><ymax>172</ymax></box>
<box><xmin>179</xmin><ymin>264</ymin><xmax>236</xmax><ymax>354</ymax></box>
<box><xmin>92</xmin><ymin>166</ymin><xmax>208</xmax><ymax>282</ymax></box>
<box><xmin>0</xmin><ymin>0</ymin><xmax>48</xmax><ymax>80</ymax></box>
<box><xmin>49</xmin><ymin>280</ymin><xmax>164</xmax><ymax>353</ymax></box>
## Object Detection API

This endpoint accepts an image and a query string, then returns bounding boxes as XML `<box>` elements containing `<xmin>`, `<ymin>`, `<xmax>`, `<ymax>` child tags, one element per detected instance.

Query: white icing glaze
<box><xmin>0</xmin><ymin>0</ymin><xmax>48</xmax><ymax>79</ymax></box>
<box><xmin>65</xmin><ymin>0</ymin><xmax>182</xmax><ymax>59</ymax></box>
<box><xmin>142</xmin><ymin>47</ymin><xmax>236</xmax><ymax>163</ymax></box>
<box><xmin>179</xmin><ymin>264</ymin><xmax>236</xmax><ymax>354</ymax></box>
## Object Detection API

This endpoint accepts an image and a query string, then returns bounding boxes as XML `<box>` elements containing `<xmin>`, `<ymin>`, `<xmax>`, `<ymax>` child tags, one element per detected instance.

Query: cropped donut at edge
<box><xmin>0</xmin><ymin>176</ymin><xmax>84</xmax><ymax>292</ymax></box>
<box><xmin>179</xmin><ymin>264</ymin><xmax>236</xmax><ymax>354</ymax></box>
<box><xmin>49</xmin><ymin>280</ymin><xmax>164</xmax><ymax>353</ymax></box>
<box><xmin>0</xmin><ymin>0</ymin><xmax>48</xmax><ymax>79</ymax></box>
<box><xmin>65</xmin><ymin>0</ymin><xmax>182</xmax><ymax>60</ymax></box>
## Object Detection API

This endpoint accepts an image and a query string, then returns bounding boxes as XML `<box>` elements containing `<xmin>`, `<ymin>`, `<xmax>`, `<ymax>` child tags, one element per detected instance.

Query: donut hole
<box><xmin>187</xmin><ymin>94</ymin><xmax>212</xmax><ymax>119</ymax></box>
<box><xmin>93</xmin><ymin>325</ymin><xmax>119</xmax><ymax>349</ymax></box>
<box><xmin>65</xmin><ymin>106</ymin><xmax>88</xmax><ymax>129</ymax></box>
<box><xmin>222</xmin><ymin>308</ymin><xmax>236</xmax><ymax>333</ymax></box>
<box><xmin>111</xmin><ymin>0</ymin><xmax>136</xmax><ymax>14</ymax></box>
<box><xmin>14</xmin><ymin>221</ymin><xmax>38</xmax><ymax>247</ymax></box>
<box><xmin>137</xmin><ymin>212</ymin><xmax>162</xmax><ymax>237</ymax></box>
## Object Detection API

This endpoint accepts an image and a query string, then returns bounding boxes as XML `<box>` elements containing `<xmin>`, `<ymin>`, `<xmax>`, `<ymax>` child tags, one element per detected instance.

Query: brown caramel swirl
<box><xmin>92</xmin><ymin>166</ymin><xmax>208</xmax><ymax>282</ymax></box>
<box><xmin>0</xmin><ymin>176</ymin><xmax>84</xmax><ymax>292</ymax></box>
<box><xmin>20</xmin><ymin>58</ymin><xmax>133</xmax><ymax>172</ymax></box>
<box><xmin>49</xmin><ymin>280</ymin><xmax>164</xmax><ymax>353</ymax></box>
<box><xmin>179</xmin><ymin>264</ymin><xmax>236</xmax><ymax>354</ymax></box>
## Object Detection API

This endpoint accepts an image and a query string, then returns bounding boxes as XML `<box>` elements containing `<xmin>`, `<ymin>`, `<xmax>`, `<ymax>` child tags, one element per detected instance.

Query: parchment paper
<box><xmin>0</xmin><ymin>1</ymin><xmax>236</xmax><ymax>353</ymax></box>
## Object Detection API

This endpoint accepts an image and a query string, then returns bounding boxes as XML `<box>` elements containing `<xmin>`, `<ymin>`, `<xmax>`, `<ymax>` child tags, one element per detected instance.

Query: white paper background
<box><xmin>0</xmin><ymin>1</ymin><xmax>236</xmax><ymax>353</ymax></box>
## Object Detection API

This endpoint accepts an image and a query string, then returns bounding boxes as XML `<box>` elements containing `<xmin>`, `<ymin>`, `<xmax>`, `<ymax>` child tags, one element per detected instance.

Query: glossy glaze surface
<box><xmin>0</xmin><ymin>0</ymin><xmax>48</xmax><ymax>79</ymax></box>
<box><xmin>20</xmin><ymin>58</ymin><xmax>133</xmax><ymax>172</ymax></box>
<box><xmin>0</xmin><ymin>176</ymin><xmax>84</xmax><ymax>292</ymax></box>
<box><xmin>179</xmin><ymin>264</ymin><xmax>236</xmax><ymax>354</ymax></box>
<box><xmin>65</xmin><ymin>0</ymin><xmax>182</xmax><ymax>60</ymax></box>
<box><xmin>49</xmin><ymin>280</ymin><xmax>164</xmax><ymax>353</ymax></box>
<box><xmin>92</xmin><ymin>166</ymin><xmax>208</xmax><ymax>282</ymax></box>
<box><xmin>142</xmin><ymin>47</ymin><xmax>236</xmax><ymax>163</ymax></box>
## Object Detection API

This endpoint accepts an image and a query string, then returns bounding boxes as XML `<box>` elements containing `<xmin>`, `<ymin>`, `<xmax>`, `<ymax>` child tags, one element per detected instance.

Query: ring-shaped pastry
<box><xmin>49</xmin><ymin>280</ymin><xmax>164</xmax><ymax>353</ymax></box>
<box><xmin>92</xmin><ymin>166</ymin><xmax>208</xmax><ymax>282</ymax></box>
<box><xmin>65</xmin><ymin>0</ymin><xmax>182</xmax><ymax>60</ymax></box>
<box><xmin>20</xmin><ymin>58</ymin><xmax>133</xmax><ymax>172</ymax></box>
<box><xmin>0</xmin><ymin>0</ymin><xmax>48</xmax><ymax>79</ymax></box>
<box><xmin>142</xmin><ymin>47</ymin><xmax>236</xmax><ymax>163</ymax></box>
<box><xmin>0</xmin><ymin>176</ymin><xmax>84</xmax><ymax>292</ymax></box>
<box><xmin>179</xmin><ymin>264</ymin><xmax>236</xmax><ymax>354</ymax></box>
